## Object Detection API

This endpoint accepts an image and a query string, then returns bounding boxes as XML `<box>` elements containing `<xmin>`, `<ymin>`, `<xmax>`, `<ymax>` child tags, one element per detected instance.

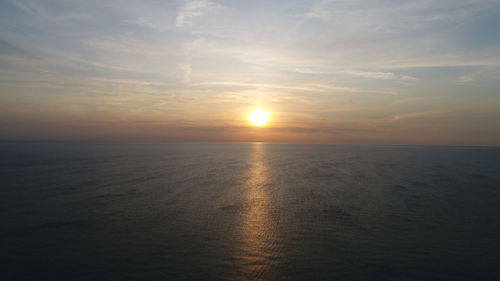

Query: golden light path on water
<box><xmin>232</xmin><ymin>143</ymin><xmax>280</xmax><ymax>281</ymax></box>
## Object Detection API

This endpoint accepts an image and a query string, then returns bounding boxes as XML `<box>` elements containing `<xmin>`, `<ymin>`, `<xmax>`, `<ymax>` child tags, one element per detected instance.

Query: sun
<box><xmin>248</xmin><ymin>108</ymin><xmax>269</xmax><ymax>127</ymax></box>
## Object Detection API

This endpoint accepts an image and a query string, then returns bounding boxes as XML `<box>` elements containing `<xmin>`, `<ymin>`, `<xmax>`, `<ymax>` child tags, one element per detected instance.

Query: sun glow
<box><xmin>248</xmin><ymin>108</ymin><xmax>269</xmax><ymax>127</ymax></box>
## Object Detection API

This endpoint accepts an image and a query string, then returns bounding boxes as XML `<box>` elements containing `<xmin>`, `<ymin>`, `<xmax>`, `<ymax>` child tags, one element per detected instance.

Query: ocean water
<box><xmin>1</xmin><ymin>142</ymin><xmax>500</xmax><ymax>281</ymax></box>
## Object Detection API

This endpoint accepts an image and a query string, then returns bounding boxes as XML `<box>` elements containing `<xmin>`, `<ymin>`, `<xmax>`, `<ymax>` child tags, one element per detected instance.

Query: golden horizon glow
<box><xmin>248</xmin><ymin>108</ymin><xmax>270</xmax><ymax>127</ymax></box>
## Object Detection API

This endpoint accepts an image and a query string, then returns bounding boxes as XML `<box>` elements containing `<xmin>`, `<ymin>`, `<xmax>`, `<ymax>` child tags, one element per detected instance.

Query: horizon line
<box><xmin>1</xmin><ymin>139</ymin><xmax>499</xmax><ymax>148</ymax></box>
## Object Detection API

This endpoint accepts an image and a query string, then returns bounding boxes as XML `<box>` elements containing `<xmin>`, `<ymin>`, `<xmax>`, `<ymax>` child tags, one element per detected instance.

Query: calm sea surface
<box><xmin>1</xmin><ymin>142</ymin><xmax>500</xmax><ymax>281</ymax></box>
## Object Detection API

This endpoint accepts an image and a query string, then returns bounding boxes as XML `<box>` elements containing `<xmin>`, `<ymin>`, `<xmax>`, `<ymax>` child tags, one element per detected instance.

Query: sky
<box><xmin>1</xmin><ymin>0</ymin><xmax>500</xmax><ymax>145</ymax></box>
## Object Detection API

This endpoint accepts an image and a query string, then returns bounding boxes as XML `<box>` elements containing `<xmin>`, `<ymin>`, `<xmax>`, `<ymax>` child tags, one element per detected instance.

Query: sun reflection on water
<box><xmin>232</xmin><ymin>143</ymin><xmax>280</xmax><ymax>281</ymax></box>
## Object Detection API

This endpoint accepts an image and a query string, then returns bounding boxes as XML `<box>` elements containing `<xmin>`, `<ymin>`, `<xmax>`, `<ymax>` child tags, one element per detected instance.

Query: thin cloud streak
<box><xmin>176</xmin><ymin>0</ymin><xmax>216</xmax><ymax>27</ymax></box>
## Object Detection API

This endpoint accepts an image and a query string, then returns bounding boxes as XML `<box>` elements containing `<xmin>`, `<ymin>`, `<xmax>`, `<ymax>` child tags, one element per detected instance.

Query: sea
<box><xmin>1</xmin><ymin>142</ymin><xmax>499</xmax><ymax>281</ymax></box>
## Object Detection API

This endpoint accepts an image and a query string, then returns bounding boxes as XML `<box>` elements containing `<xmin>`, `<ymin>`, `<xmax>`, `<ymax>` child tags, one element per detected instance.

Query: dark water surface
<box><xmin>1</xmin><ymin>142</ymin><xmax>500</xmax><ymax>281</ymax></box>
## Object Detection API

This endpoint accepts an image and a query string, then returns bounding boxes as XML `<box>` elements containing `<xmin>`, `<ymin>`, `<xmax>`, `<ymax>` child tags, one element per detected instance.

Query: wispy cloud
<box><xmin>457</xmin><ymin>67</ymin><xmax>500</xmax><ymax>83</ymax></box>
<box><xmin>8</xmin><ymin>0</ymin><xmax>91</xmax><ymax>22</ymax></box>
<box><xmin>180</xmin><ymin>63</ymin><xmax>192</xmax><ymax>83</ymax></box>
<box><xmin>0</xmin><ymin>38</ymin><xmax>36</xmax><ymax>58</ymax></box>
<box><xmin>176</xmin><ymin>0</ymin><xmax>216</xmax><ymax>27</ymax></box>
<box><xmin>339</xmin><ymin>70</ymin><xmax>418</xmax><ymax>81</ymax></box>
<box><xmin>195</xmin><ymin>81</ymin><xmax>360</xmax><ymax>94</ymax></box>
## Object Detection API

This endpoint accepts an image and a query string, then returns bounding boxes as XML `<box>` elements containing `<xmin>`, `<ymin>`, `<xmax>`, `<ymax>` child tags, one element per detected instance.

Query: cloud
<box><xmin>399</xmin><ymin>75</ymin><xmax>418</xmax><ymax>81</ymax></box>
<box><xmin>8</xmin><ymin>0</ymin><xmax>91</xmax><ymax>22</ymax></box>
<box><xmin>180</xmin><ymin>63</ymin><xmax>192</xmax><ymax>83</ymax></box>
<box><xmin>343</xmin><ymin>70</ymin><xmax>396</xmax><ymax>80</ymax></box>
<box><xmin>132</xmin><ymin>17</ymin><xmax>172</xmax><ymax>32</ymax></box>
<box><xmin>289</xmin><ymin>0</ymin><xmax>500</xmax><ymax>69</ymax></box>
<box><xmin>340</xmin><ymin>70</ymin><xmax>418</xmax><ymax>81</ymax></box>
<box><xmin>457</xmin><ymin>67</ymin><xmax>500</xmax><ymax>83</ymax></box>
<box><xmin>195</xmin><ymin>81</ymin><xmax>359</xmax><ymax>94</ymax></box>
<box><xmin>51</xmin><ymin>13</ymin><xmax>90</xmax><ymax>21</ymax></box>
<box><xmin>176</xmin><ymin>0</ymin><xmax>216</xmax><ymax>27</ymax></box>
<box><xmin>0</xmin><ymin>39</ymin><xmax>34</xmax><ymax>58</ymax></box>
